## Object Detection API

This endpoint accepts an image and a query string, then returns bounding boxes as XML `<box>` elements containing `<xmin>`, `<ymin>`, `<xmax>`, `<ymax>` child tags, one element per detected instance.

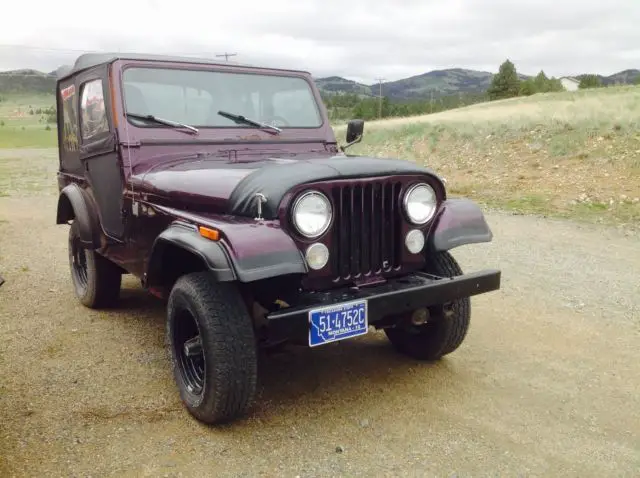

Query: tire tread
<box><xmin>167</xmin><ymin>272</ymin><xmax>257</xmax><ymax>424</ymax></box>
<box><xmin>385</xmin><ymin>251</ymin><xmax>471</xmax><ymax>360</ymax></box>
<box><xmin>429</xmin><ymin>252</ymin><xmax>471</xmax><ymax>355</ymax></box>
<box><xmin>69</xmin><ymin>222</ymin><xmax>121</xmax><ymax>309</ymax></box>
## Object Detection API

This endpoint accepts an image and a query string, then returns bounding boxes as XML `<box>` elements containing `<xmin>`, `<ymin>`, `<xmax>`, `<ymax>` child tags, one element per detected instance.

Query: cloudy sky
<box><xmin>1</xmin><ymin>0</ymin><xmax>638</xmax><ymax>84</ymax></box>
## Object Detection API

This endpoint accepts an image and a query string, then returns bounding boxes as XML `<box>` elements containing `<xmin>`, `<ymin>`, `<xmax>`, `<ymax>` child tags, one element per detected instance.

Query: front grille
<box><xmin>331</xmin><ymin>181</ymin><xmax>403</xmax><ymax>281</ymax></box>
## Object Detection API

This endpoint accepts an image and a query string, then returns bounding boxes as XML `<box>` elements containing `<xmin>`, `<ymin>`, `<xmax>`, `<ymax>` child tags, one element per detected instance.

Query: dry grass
<box><xmin>0</xmin><ymin>149</ymin><xmax>59</xmax><ymax>197</ymax></box>
<box><xmin>336</xmin><ymin>85</ymin><xmax>640</xmax><ymax>228</ymax></box>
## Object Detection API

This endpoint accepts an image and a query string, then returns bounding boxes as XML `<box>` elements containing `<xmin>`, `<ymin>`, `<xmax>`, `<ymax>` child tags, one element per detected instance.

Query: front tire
<box><xmin>167</xmin><ymin>272</ymin><xmax>258</xmax><ymax>424</ymax></box>
<box><xmin>385</xmin><ymin>251</ymin><xmax>471</xmax><ymax>361</ymax></box>
<box><xmin>68</xmin><ymin>221</ymin><xmax>121</xmax><ymax>308</ymax></box>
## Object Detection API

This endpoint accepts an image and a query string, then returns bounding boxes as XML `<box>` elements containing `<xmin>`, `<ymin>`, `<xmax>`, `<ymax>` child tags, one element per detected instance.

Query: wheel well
<box><xmin>56</xmin><ymin>186</ymin><xmax>102</xmax><ymax>250</ymax></box>
<box><xmin>56</xmin><ymin>193</ymin><xmax>75</xmax><ymax>224</ymax></box>
<box><xmin>148</xmin><ymin>243</ymin><xmax>209</xmax><ymax>290</ymax></box>
<box><xmin>242</xmin><ymin>274</ymin><xmax>305</xmax><ymax>315</ymax></box>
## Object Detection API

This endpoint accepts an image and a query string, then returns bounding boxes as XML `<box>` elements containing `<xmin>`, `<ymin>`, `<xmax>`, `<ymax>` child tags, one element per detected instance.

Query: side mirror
<box><xmin>341</xmin><ymin>119</ymin><xmax>364</xmax><ymax>152</ymax></box>
<box><xmin>346</xmin><ymin>119</ymin><xmax>364</xmax><ymax>143</ymax></box>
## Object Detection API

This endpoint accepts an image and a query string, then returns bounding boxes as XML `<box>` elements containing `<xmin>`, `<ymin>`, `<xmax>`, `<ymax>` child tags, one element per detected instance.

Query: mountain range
<box><xmin>1</xmin><ymin>66</ymin><xmax>639</xmax><ymax>101</ymax></box>
<box><xmin>316</xmin><ymin>68</ymin><xmax>640</xmax><ymax>100</ymax></box>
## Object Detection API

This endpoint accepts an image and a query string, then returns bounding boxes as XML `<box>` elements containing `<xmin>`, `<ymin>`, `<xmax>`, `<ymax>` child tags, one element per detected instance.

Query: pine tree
<box><xmin>488</xmin><ymin>59</ymin><xmax>521</xmax><ymax>100</ymax></box>
<box><xmin>547</xmin><ymin>77</ymin><xmax>564</xmax><ymax>92</ymax></box>
<box><xmin>520</xmin><ymin>78</ymin><xmax>537</xmax><ymax>96</ymax></box>
<box><xmin>534</xmin><ymin>70</ymin><xmax>549</xmax><ymax>92</ymax></box>
<box><xmin>579</xmin><ymin>75</ymin><xmax>603</xmax><ymax>89</ymax></box>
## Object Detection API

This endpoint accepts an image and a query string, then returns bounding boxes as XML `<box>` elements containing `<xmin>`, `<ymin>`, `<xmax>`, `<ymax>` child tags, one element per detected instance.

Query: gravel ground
<box><xmin>1</xmin><ymin>191</ymin><xmax>639</xmax><ymax>477</ymax></box>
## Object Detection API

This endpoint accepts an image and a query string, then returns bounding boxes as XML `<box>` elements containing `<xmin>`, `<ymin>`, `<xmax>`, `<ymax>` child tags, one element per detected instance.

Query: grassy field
<box><xmin>1</xmin><ymin>87</ymin><xmax>639</xmax><ymax>227</ymax></box>
<box><xmin>339</xmin><ymin>85</ymin><xmax>640</xmax><ymax>228</ymax></box>
<box><xmin>0</xmin><ymin>93</ymin><xmax>58</xmax><ymax>148</ymax></box>
<box><xmin>0</xmin><ymin>149</ymin><xmax>59</xmax><ymax>197</ymax></box>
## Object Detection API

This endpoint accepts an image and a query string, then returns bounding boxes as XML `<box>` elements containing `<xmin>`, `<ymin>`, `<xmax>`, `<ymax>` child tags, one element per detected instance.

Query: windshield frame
<box><xmin>118</xmin><ymin>61</ymin><xmax>327</xmax><ymax>135</ymax></box>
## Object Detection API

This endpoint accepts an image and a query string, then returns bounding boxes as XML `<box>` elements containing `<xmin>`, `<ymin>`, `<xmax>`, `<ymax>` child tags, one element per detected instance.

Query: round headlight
<box><xmin>305</xmin><ymin>243</ymin><xmax>330</xmax><ymax>270</ymax></box>
<box><xmin>403</xmin><ymin>183</ymin><xmax>437</xmax><ymax>225</ymax></box>
<box><xmin>405</xmin><ymin>229</ymin><xmax>425</xmax><ymax>254</ymax></box>
<box><xmin>292</xmin><ymin>191</ymin><xmax>332</xmax><ymax>238</ymax></box>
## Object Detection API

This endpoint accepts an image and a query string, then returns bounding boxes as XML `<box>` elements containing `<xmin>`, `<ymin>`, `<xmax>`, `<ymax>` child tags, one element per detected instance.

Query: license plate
<box><xmin>308</xmin><ymin>299</ymin><xmax>368</xmax><ymax>347</ymax></box>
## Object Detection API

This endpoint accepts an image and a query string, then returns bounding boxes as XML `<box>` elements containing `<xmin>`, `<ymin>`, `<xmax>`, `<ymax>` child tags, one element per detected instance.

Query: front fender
<box><xmin>221</xmin><ymin>221</ymin><xmax>308</xmax><ymax>282</ymax></box>
<box><xmin>56</xmin><ymin>183</ymin><xmax>100</xmax><ymax>249</ymax></box>
<box><xmin>146</xmin><ymin>222</ymin><xmax>236</xmax><ymax>286</ymax></box>
<box><xmin>147</xmin><ymin>206</ymin><xmax>309</xmax><ymax>284</ymax></box>
<box><xmin>429</xmin><ymin>198</ymin><xmax>493</xmax><ymax>251</ymax></box>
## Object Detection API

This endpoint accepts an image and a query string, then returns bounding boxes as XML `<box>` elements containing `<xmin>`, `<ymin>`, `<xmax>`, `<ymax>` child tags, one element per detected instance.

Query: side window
<box><xmin>60</xmin><ymin>82</ymin><xmax>79</xmax><ymax>153</ymax></box>
<box><xmin>80</xmin><ymin>79</ymin><xmax>109</xmax><ymax>141</ymax></box>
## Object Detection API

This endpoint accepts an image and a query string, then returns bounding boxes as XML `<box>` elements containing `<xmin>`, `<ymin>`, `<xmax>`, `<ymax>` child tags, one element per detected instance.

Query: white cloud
<box><xmin>1</xmin><ymin>0</ymin><xmax>639</xmax><ymax>83</ymax></box>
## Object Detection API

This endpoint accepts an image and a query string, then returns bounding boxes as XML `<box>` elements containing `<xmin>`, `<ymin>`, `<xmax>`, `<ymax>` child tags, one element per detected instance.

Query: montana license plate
<box><xmin>308</xmin><ymin>299</ymin><xmax>368</xmax><ymax>347</ymax></box>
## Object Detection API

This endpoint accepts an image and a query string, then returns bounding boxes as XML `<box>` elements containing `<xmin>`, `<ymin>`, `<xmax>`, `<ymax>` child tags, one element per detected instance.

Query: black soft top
<box><xmin>56</xmin><ymin>52</ymin><xmax>311</xmax><ymax>80</ymax></box>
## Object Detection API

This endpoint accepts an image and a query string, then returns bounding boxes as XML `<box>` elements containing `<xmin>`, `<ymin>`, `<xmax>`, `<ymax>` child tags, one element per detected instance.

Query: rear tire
<box><xmin>167</xmin><ymin>272</ymin><xmax>258</xmax><ymax>424</ymax></box>
<box><xmin>68</xmin><ymin>221</ymin><xmax>121</xmax><ymax>308</ymax></box>
<box><xmin>385</xmin><ymin>251</ymin><xmax>471</xmax><ymax>360</ymax></box>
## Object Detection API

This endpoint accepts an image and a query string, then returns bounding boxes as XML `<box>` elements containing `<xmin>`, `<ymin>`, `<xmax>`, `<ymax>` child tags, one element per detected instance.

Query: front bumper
<box><xmin>266</xmin><ymin>269</ymin><xmax>501</xmax><ymax>327</ymax></box>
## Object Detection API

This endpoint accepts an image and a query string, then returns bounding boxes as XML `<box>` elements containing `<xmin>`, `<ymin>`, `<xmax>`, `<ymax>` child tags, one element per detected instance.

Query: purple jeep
<box><xmin>55</xmin><ymin>53</ymin><xmax>501</xmax><ymax>424</ymax></box>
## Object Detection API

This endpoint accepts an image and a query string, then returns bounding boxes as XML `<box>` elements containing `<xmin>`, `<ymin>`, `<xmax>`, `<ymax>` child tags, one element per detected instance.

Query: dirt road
<box><xmin>1</xmin><ymin>176</ymin><xmax>639</xmax><ymax>476</ymax></box>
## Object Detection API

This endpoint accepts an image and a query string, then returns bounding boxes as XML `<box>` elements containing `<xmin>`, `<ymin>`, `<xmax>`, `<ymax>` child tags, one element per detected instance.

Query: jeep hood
<box><xmin>132</xmin><ymin>154</ymin><xmax>438</xmax><ymax>218</ymax></box>
<box><xmin>130</xmin><ymin>156</ymin><xmax>294</xmax><ymax>209</ymax></box>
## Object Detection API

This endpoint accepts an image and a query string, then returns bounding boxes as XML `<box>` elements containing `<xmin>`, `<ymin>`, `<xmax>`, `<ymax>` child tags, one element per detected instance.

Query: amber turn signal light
<box><xmin>198</xmin><ymin>226</ymin><xmax>220</xmax><ymax>241</ymax></box>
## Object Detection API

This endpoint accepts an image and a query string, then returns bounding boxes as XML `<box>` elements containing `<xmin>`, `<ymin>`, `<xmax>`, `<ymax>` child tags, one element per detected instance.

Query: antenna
<box><xmin>215</xmin><ymin>52</ymin><xmax>237</xmax><ymax>62</ymax></box>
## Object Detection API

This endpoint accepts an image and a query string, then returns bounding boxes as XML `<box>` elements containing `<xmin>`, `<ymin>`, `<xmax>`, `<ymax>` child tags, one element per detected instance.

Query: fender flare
<box><xmin>428</xmin><ymin>198</ymin><xmax>493</xmax><ymax>252</ymax></box>
<box><xmin>145</xmin><ymin>222</ymin><xmax>236</xmax><ymax>287</ymax></box>
<box><xmin>145</xmin><ymin>220</ymin><xmax>309</xmax><ymax>287</ymax></box>
<box><xmin>56</xmin><ymin>183</ymin><xmax>101</xmax><ymax>249</ymax></box>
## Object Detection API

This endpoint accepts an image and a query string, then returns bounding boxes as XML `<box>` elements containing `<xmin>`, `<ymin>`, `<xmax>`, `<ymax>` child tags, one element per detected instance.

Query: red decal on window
<box><xmin>61</xmin><ymin>84</ymin><xmax>75</xmax><ymax>101</ymax></box>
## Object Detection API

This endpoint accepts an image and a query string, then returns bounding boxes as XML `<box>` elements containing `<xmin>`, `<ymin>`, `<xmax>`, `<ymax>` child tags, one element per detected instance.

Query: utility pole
<box><xmin>215</xmin><ymin>52</ymin><xmax>237</xmax><ymax>62</ymax></box>
<box><xmin>375</xmin><ymin>78</ymin><xmax>386</xmax><ymax>119</ymax></box>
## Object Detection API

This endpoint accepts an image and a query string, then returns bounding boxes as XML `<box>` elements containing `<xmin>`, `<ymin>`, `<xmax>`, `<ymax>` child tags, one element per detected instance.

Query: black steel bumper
<box><xmin>266</xmin><ymin>269</ymin><xmax>501</xmax><ymax>325</ymax></box>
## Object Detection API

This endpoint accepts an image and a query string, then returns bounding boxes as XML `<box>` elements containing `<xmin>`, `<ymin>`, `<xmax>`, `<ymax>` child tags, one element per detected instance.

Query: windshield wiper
<box><xmin>217</xmin><ymin>110</ymin><xmax>281</xmax><ymax>134</ymax></box>
<box><xmin>126</xmin><ymin>112</ymin><xmax>199</xmax><ymax>135</ymax></box>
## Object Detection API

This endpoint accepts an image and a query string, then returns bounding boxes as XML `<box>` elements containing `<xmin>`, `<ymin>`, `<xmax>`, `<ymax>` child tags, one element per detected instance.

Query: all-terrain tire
<box><xmin>166</xmin><ymin>272</ymin><xmax>258</xmax><ymax>424</ymax></box>
<box><xmin>68</xmin><ymin>221</ymin><xmax>122</xmax><ymax>308</ymax></box>
<box><xmin>385</xmin><ymin>251</ymin><xmax>471</xmax><ymax>360</ymax></box>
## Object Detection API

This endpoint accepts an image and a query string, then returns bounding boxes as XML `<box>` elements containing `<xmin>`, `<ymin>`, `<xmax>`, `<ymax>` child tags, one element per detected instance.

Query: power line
<box><xmin>374</xmin><ymin>78</ymin><xmax>386</xmax><ymax>119</ymax></box>
<box><xmin>0</xmin><ymin>43</ymin><xmax>100</xmax><ymax>54</ymax></box>
<box><xmin>0</xmin><ymin>73</ymin><xmax>58</xmax><ymax>77</ymax></box>
<box><xmin>0</xmin><ymin>43</ymin><xmax>240</xmax><ymax>63</ymax></box>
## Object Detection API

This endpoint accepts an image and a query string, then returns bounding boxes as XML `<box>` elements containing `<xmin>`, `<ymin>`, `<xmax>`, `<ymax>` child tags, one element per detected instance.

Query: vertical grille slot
<box><xmin>331</xmin><ymin>181</ymin><xmax>402</xmax><ymax>281</ymax></box>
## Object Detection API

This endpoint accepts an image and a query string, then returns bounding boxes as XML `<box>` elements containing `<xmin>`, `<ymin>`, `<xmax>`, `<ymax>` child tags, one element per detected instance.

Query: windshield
<box><xmin>122</xmin><ymin>66</ymin><xmax>323</xmax><ymax>129</ymax></box>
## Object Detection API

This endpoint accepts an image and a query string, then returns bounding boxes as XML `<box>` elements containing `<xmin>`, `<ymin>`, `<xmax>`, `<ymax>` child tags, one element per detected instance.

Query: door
<box><xmin>76</xmin><ymin>66</ymin><xmax>125</xmax><ymax>240</ymax></box>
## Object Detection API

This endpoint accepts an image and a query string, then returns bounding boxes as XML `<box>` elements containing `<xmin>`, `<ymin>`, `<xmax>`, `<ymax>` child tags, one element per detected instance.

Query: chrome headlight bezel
<box><xmin>403</xmin><ymin>182</ymin><xmax>438</xmax><ymax>225</ymax></box>
<box><xmin>291</xmin><ymin>190</ymin><xmax>333</xmax><ymax>239</ymax></box>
